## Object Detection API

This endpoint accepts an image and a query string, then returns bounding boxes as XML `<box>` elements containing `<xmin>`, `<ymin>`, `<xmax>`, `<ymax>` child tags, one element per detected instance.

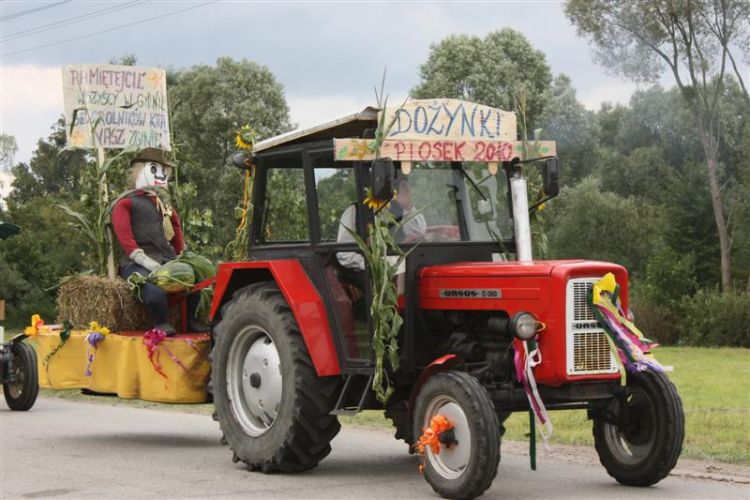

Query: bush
<box><xmin>630</xmin><ymin>301</ymin><xmax>684</xmax><ymax>345</ymax></box>
<box><xmin>681</xmin><ymin>289</ymin><xmax>750</xmax><ymax>347</ymax></box>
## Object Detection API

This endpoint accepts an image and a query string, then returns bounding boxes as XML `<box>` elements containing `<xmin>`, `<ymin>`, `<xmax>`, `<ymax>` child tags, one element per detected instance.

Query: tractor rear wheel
<box><xmin>212</xmin><ymin>282</ymin><xmax>341</xmax><ymax>472</ymax></box>
<box><xmin>3</xmin><ymin>342</ymin><xmax>39</xmax><ymax>411</ymax></box>
<box><xmin>413</xmin><ymin>370</ymin><xmax>500</xmax><ymax>500</ymax></box>
<box><xmin>593</xmin><ymin>369</ymin><xmax>684</xmax><ymax>486</ymax></box>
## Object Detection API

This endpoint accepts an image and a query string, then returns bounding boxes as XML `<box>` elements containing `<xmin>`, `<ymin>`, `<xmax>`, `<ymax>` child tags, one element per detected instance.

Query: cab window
<box><xmin>261</xmin><ymin>154</ymin><xmax>309</xmax><ymax>243</ymax></box>
<box><xmin>312</xmin><ymin>155</ymin><xmax>357</xmax><ymax>242</ymax></box>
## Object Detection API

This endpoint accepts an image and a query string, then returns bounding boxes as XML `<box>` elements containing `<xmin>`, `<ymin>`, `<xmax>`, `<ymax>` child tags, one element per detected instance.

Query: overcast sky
<box><xmin>1</xmin><ymin>0</ymin><xmax>654</xmax><ymax>170</ymax></box>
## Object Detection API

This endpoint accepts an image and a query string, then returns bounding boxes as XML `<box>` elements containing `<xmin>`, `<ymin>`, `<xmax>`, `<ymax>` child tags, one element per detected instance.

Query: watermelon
<box><xmin>149</xmin><ymin>261</ymin><xmax>195</xmax><ymax>293</ymax></box>
<box><xmin>177</xmin><ymin>251</ymin><xmax>216</xmax><ymax>282</ymax></box>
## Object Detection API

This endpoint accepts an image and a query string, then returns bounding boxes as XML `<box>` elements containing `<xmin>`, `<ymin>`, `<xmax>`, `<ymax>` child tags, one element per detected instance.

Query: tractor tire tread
<box><xmin>414</xmin><ymin>370</ymin><xmax>500</xmax><ymax>500</ymax></box>
<box><xmin>593</xmin><ymin>369</ymin><xmax>684</xmax><ymax>487</ymax></box>
<box><xmin>211</xmin><ymin>282</ymin><xmax>340</xmax><ymax>474</ymax></box>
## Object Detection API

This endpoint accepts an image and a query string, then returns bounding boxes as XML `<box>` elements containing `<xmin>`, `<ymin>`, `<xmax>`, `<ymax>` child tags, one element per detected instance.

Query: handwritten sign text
<box><xmin>335</xmin><ymin>138</ymin><xmax>556</xmax><ymax>162</ymax></box>
<box><xmin>63</xmin><ymin>64</ymin><xmax>171</xmax><ymax>150</ymax></box>
<box><xmin>382</xmin><ymin>99</ymin><xmax>517</xmax><ymax>142</ymax></box>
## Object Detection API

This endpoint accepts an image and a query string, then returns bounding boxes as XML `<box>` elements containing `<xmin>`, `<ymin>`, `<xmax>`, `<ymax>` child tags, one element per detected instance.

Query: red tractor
<box><xmin>208</xmin><ymin>101</ymin><xmax>684</xmax><ymax>499</ymax></box>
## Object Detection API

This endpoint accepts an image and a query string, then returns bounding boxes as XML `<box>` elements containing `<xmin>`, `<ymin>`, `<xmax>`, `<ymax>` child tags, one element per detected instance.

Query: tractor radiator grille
<box><xmin>572</xmin><ymin>281</ymin><xmax>597</xmax><ymax>321</ymax></box>
<box><xmin>566</xmin><ymin>278</ymin><xmax>617</xmax><ymax>375</ymax></box>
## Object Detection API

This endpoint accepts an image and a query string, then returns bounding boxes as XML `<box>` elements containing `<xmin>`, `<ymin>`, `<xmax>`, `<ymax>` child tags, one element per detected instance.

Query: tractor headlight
<box><xmin>511</xmin><ymin>312</ymin><xmax>539</xmax><ymax>340</ymax></box>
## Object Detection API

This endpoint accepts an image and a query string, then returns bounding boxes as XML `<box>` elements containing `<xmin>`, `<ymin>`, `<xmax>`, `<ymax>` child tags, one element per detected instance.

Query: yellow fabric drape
<box><xmin>36</xmin><ymin>331</ymin><xmax>210</xmax><ymax>403</ymax></box>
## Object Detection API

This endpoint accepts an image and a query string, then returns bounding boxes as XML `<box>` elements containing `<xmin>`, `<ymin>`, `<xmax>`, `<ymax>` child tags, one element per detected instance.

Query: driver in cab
<box><xmin>336</xmin><ymin>174</ymin><xmax>426</xmax><ymax>276</ymax></box>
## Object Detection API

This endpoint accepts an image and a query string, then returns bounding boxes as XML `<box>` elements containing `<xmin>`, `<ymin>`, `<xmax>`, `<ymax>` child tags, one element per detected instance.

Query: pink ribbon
<box><xmin>143</xmin><ymin>328</ymin><xmax>191</xmax><ymax>380</ymax></box>
<box><xmin>513</xmin><ymin>339</ymin><xmax>553</xmax><ymax>441</ymax></box>
<box><xmin>143</xmin><ymin>329</ymin><xmax>169</xmax><ymax>379</ymax></box>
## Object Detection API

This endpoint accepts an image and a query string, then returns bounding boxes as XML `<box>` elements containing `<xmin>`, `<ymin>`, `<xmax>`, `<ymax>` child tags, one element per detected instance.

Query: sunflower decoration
<box><xmin>226</xmin><ymin>124</ymin><xmax>258</xmax><ymax>261</ymax></box>
<box><xmin>235</xmin><ymin>124</ymin><xmax>257</xmax><ymax>152</ymax></box>
<box><xmin>363</xmin><ymin>188</ymin><xmax>391</xmax><ymax>211</ymax></box>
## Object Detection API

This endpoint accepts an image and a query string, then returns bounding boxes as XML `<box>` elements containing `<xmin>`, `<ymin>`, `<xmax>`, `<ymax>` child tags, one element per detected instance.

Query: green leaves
<box><xmin>56</xmin><ymin>203</ymin><xmax>96</xmax><ymax>244</ymax></box>
<box><xmin>345</xmin><ymin>208</ymin><xmax>416</xmax><ymax>404</ymax></box>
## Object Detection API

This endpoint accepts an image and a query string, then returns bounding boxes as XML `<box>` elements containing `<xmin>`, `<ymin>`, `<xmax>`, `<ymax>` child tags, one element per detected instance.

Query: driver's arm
<box><xmin>400</xmin><ymin>208</ymin><xmax>427</xmax><ymax>241</ymax></box>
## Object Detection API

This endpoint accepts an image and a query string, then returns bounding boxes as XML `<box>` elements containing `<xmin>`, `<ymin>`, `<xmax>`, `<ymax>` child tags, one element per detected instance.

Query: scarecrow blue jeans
<box><xmin>122</xmin><ymin>263</ymin><xmax>169</xmax><ymax>325</ymax></box>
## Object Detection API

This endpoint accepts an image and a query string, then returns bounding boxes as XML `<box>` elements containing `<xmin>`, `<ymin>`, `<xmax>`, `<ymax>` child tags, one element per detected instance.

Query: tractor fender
<box><xmin>210</xmin><ymin>260</ymin><xmax>341</xmax><ymax>377</ymax></box>
<box><xmin>408</xmin><ymin>354</ymin><xmax>463</xmax><ymax>414</ymax></box>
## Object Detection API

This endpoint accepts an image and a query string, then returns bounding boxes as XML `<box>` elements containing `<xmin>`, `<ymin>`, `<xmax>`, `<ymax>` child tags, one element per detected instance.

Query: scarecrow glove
<box><xmin>130</xmin><ymin>249</ymin><xmax>160</xmax><ymax>272</ymax></box>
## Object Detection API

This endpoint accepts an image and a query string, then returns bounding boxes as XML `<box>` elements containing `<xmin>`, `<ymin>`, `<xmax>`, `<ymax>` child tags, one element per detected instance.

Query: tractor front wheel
<box><xmin>211</xmin><ymin>282</ymin><xmax>341</xmax><ymax>472</ymax></box>
<box><xmin>3</xmin><ymin>342</ymin><xmax>39</xmax><ymax>411</ymax></box>
<box><xmin>593</xmin><ymin>369</ymin><xmax>684</xmax><ymax>486</ymax></box>
<box><xmin>413</xmin><ymin>370</ymin><xmax>500</xmax><ymax>500</ymax></box>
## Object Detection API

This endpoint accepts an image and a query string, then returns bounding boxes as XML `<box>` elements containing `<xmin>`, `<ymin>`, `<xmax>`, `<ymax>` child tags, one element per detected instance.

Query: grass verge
<box><xmin>343</xmin><ymin>347</ymin><xmax>750</xmax><ymax>465</ymax></box>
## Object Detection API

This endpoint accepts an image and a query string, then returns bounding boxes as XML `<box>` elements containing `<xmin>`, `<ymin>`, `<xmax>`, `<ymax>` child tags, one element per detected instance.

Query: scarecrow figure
<box><xmin>112</xmin><ymin>148</ymin><xmax>188</xmax><ymax>336</ymax></box>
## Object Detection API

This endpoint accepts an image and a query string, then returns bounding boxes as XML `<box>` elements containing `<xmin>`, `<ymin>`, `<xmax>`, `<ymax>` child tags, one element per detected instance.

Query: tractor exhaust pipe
<box><xmin>510</xmin><ymin>165</ymin><xmax>532</xmax><ymax>262</ymax></box>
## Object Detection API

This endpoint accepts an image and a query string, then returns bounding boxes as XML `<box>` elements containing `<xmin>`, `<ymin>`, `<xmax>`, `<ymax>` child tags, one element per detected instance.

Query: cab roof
<box><xmin>254</xmin><ymin>107</ymin><xmax>379</xmax><ymax>154</ymax></box>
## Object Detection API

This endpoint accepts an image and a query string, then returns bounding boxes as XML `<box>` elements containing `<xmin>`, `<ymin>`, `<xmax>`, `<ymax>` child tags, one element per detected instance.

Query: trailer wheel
<box><xmin>3</xmin><ymin>342</ymin><xmax>39</xmax><ymax>411</ymax></box>
<box><xmin>413</xmin><ymin>371</ymin><xmax>500</xmax><ymax>499</ymax></box>
<box><xmin>211</xmin><ymin>282</ymin><xmax>340</xmax><ymax>472</ymax></box>
<box><xmin>593</xmin><ymin>369</ymin><xmax>684</xmax><ymax>486</ymax></box>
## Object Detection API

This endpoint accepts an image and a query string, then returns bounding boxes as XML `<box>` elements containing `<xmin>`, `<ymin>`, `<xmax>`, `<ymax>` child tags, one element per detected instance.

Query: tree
<box><xmin>412</xmin><ymin>29</ymin><xmax>553</xmax><ymax>125</ymax></box>
<box><xmin>8</xmin><ymin>118</ymin><xmax>90</xmax><ymax>204</ymax></box>
<box><xmin>169</xmin><ymin>57</ymin><xmax>293</xmax><ymax>255</ymax></box>
<box><xmin>547</xmin><ymin>177</ymin><xmax>668</xmax><ymax>280</ymax></box>
<box><xmin>566</xmin><ymin>0</ymin><xmax>750</xmax><ymax>292</ymax></box>
<box><xmin>538</xmin><ymin>75</ymin><xmax>599</xmax><ymax>184</ymax></box>
<box><xmin>0</xmin><ymin>134</ymin><xmax>17</xmax><ymax>170</ymax></box>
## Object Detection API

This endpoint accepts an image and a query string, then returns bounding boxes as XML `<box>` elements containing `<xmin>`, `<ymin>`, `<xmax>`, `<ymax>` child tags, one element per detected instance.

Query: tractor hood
<box><xmin>418</xmin><ymin>259</ymin><xmax>608</xmax><ymax>279</ymax></box>
<box><xmin>417</xmin><ymin>259</ymin><xmax>629</xmax><ymax>312</ymax></box>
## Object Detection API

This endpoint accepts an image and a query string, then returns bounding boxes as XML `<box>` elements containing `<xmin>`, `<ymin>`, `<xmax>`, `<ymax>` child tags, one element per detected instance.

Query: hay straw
<box><xmin>56</xmin><ymin>275</ymin><xmax>151</xmax><ymax>331</ymax></box>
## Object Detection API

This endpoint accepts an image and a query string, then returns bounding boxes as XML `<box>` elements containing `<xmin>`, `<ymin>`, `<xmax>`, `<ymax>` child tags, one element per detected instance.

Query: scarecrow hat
<box><xmin>131</xmin><ymin>148</ymin><xmax>175</xmax><ymax>169</ymax></box>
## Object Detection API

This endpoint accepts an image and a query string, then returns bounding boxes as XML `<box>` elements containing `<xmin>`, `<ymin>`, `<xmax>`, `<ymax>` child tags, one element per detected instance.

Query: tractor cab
<box><xmin>211</xmin><ymin>99</ymin><xmax>683</xmax><ymax>499</ymax></box>
<box><xmin>229</xmin><ymin>101</ymin><xmax>559</xmax><ymax>372</ymax></box>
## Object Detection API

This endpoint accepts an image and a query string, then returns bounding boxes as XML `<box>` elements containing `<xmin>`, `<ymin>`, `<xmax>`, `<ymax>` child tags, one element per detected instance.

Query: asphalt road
<box><xmin>1</xmin><ymin>398</ymin><xmax>748</xmax><ymax>499</ymax></box>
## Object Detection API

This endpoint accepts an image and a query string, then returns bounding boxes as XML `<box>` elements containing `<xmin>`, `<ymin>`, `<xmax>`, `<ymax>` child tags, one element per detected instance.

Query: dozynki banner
<box><xmin>62</xmin><ymin>64</ymin><xmax>171</xmax><ymax>150</ymax></box>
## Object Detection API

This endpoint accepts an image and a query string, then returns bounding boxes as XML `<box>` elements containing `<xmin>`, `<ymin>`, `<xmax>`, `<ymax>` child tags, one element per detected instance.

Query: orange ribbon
<box><xmin>414</xmin><ymin>414</ymin><xmax>454</xmax><ymax>456</ymax></box>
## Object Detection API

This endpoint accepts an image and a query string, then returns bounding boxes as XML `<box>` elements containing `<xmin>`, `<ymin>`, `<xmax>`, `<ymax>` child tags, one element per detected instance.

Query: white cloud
<box><xmin>0</xmin><ymin>64</ymin><xmax>64</xmax><ymax>165</ymax></box>
<box><xmin>286</xmin><ymin>93</ymin><xmax>411</xmax><ymax>132</ymax></box>
<box><xmin>580</xmin><ymin>81</ymin><xmax>640</xmax><ymax>111</ymax></box>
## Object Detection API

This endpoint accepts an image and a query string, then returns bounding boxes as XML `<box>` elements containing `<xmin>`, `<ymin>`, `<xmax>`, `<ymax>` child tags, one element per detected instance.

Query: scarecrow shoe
<box><xmin>187</xmin><ymin>318</ymin><xmax>209</xmax><ymax>333</ymax></box>
<box><xmin>156</xmin><ymin>323</ymin><xmax>177</xmax><ymax>337</ymax></box>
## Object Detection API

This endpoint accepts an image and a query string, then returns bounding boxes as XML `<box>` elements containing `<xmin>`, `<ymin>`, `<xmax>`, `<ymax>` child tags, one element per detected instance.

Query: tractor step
<box><xmin>330</xmin><ymin>374</ymin><xmax>373</xmax><ymax>416</ymax></box>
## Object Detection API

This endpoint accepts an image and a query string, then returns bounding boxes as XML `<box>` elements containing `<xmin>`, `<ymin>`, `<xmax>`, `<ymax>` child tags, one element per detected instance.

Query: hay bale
<box><xmin>56</xmin><ymin>275</ymin><xmax>151</xmax><ymax>331</ymax></box>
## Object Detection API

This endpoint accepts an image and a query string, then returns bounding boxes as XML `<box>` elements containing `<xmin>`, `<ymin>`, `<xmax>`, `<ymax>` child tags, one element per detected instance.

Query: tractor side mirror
<box><xmin>231</xmin><ymin>152</ymin><xmax>254</xmax><ymax>172</ymax></box>
<box><xmin>543</xmin><ymin>157</ymin><xmax>559</xmax><ymax>197</ymax></box>
<box><xmin>371</xmin><ymin>157</ymin><xmax>395</xmax><ymax>200</ymax></box>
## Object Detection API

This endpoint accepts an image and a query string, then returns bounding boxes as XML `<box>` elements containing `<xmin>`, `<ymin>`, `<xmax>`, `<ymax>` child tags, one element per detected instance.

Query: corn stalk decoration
<box><xmin>225</xmin><ymin>124</ymin><xmax>257</xmax><ymax>261</ymax></box>
<box><xmin>345</xmin><ymin>72</ymin><xmax>413</xmax><ymax>403</ymax></box>
<box><xmin>58</xmin><ymin>110</ymin><xmax>137</xmax><ymax>276</ymax></box>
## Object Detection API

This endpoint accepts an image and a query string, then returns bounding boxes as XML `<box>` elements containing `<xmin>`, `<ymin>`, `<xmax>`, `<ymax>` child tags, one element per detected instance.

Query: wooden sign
<box><xmin>62</xmin><ymin>64</ymin><xmax>171</xmax><ymax>150</ymax></box>
<box><xmin>381</xmin><ymin>99</ymin><xmax>517</xmax><ymax>142</ymax></box>
<box><xmin>0</xmin><ymin>300</ymin><xmax>5</xmax><ymax>321</ymax></box>
<box><xmin>335</xmin><ymin>138</ymin><xmax>556</xmax><ymax>162</ymax></box>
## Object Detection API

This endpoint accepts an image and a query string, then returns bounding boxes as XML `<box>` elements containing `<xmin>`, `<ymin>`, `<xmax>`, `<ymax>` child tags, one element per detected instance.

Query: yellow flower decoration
<box><xmin>70</xmin><ymin>129</ymin><xmax>85</xmax><ymax>146</ymax></box>
<box><xmin>145</xmin><ymin>71</ymin><xmax>161</xmax><ymax>87</ymax></box>
<box><xmin>24</xmin><ymin>314</ymin><xmax>44</xmax><ymax>337</ymax></box>
<box><xmin>235</xmin><ymin>124</ymin><xmax>257</xmax><ymax>151</ymax></box>
<box><xmin>363</xmin><ymin>188</ymin><xmax>390</xmax><ymax>211</ymax></box>
<box><xmin>89</xmin><ymin>321</ymin><xmax>110</xmax><ymax>336</ymax></box>
<box><xmin>350</xmin><ymin>139</ymin><xmax>372</xmax><ymax>160</ymax></box>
